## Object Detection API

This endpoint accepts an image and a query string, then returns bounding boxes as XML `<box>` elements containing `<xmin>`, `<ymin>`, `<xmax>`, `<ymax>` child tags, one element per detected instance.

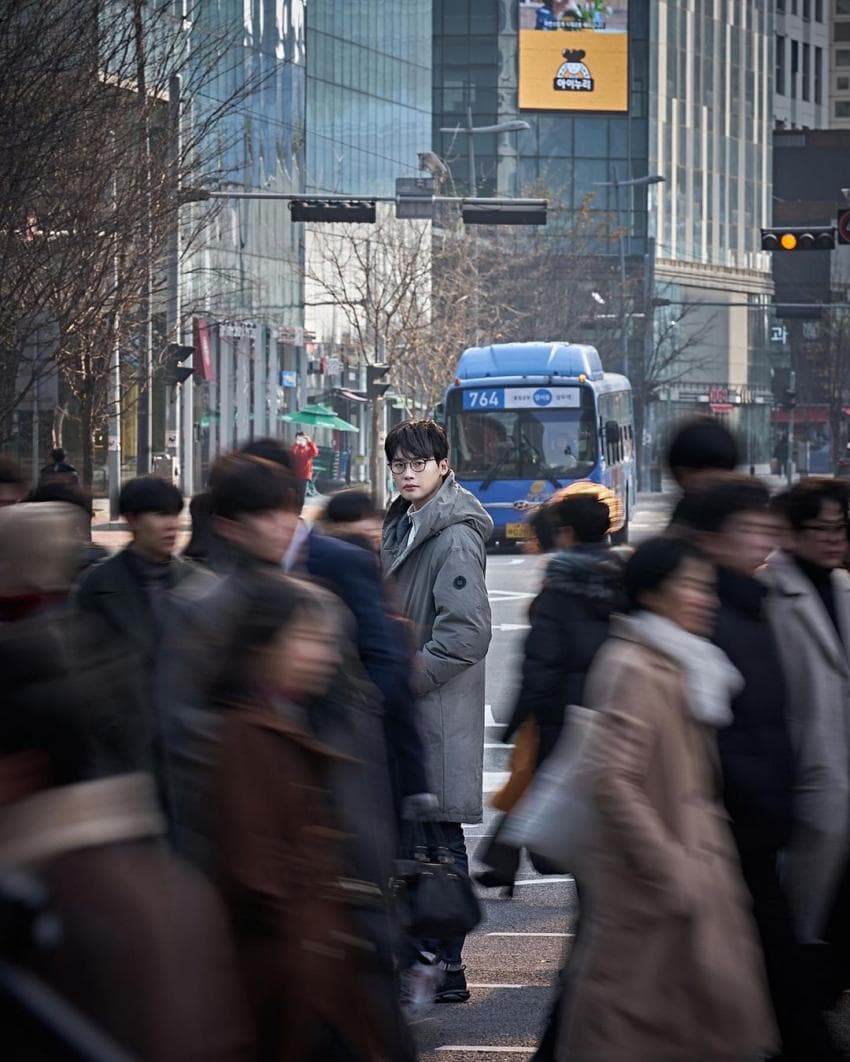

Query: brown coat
<box><xmin>558</xmin><ymin>627</ymin><xmax>777</xmax><ymax>1062</ymax></box>
<box><xmin>215</xmin><ymin>698</ymin><xmax>386</xmax><ymax>1060</ymax></box>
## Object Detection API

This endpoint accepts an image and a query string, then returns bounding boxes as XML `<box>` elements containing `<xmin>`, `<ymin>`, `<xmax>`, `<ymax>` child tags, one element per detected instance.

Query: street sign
<box><xmin>838</xmin><ymin>207</ymin><xmax>850</xmax><ymax>246</ymax></box>
<box><xmin>395</xmin><ymin>176</ymin><xmax>435</xmax><ymax>220</ymax></box>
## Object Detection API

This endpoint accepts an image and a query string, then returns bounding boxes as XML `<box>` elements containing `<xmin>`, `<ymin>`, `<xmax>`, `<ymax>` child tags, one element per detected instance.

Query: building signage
<box><xmin>517</xmin><ymin>2</ymin><xmax>629</xmax><ymax>113</ymax></box>
<box><xmin>462</xmin><ymin>386</ymin><xmax>580</xmax><ymax>410</ymax></box>
<box><xmin>279</xmin><ymin>370</ymin><xmax>297</xmax><ymax>388</ymax></box>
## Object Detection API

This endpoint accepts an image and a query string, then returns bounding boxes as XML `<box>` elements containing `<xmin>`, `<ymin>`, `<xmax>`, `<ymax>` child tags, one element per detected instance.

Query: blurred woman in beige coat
<box><xmin>557</xmin><ymin>536</ymin><xmax>776</xmax><ymax>1062</ymax></box>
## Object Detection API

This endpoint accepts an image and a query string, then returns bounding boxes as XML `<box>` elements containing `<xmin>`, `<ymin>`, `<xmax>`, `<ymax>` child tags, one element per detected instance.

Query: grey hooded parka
<box><xmin>382</xmin><ymin>472</ymin><xmax>493</xmax><ymax>823</ymax></box>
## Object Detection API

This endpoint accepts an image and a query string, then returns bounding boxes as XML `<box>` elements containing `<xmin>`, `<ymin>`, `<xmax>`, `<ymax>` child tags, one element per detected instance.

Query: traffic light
<box><xmin>289</xmin><ymin>199</ymin><xmax>376</xmax><ymax>223</ymax></box>
<box><xmin>163</xmin><ymin>343</ymin><xmax>194</xmax><ymax>386</ymax></box>
<box><xmin>761</xmin><ymin>226</ymin><xmax>835</xmax><ymax>251</ymax></box>
<box><xmin>461</xmin><ymin>198</ymin><xmax>548</xmax><ymax>226</ymax></box>
<box><xmin>783</xmin><ymin>370</ymin><xmax>798</xmax><ymax>411</ymax></box>
<box><xmin>366</xmin><ymin>364</ymin><xmax>390</xmax><ymax>400</ymax></box>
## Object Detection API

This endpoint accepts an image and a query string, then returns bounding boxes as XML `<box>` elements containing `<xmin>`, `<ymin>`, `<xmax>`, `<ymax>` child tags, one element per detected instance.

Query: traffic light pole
<box><xmin>166</xmin><ymin>74</ymin><xmax>182</xmax><ymax>484</ymax></box>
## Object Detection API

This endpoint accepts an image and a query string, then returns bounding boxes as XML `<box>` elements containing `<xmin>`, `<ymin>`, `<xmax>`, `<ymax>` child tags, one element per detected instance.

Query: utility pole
<box><xmin>134</xmin><ymin>0</ymin><xmax>153</xmax><ymax>475</ymax></box>
<box><xmin>108</xmin><ymin>151</ymin><xmax>122</xmax><ymax>520</ymax></box>
<box><xmin>165</xmin><ymin>73</ymin><xmax>182</xmax><ymax>484</ymax></box>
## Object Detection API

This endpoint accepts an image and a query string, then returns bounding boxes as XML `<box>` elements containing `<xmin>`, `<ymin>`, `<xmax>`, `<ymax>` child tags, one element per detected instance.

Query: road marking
<box><xmin>489</xmin><ymin>590</ymin><xmax>535</xmax><ymax>602</ymax></box>
<box><xmin>437</xmin><ymin>1048</ymin><xmax>534</xmax><ymax>1054</ymax></box>
<box><xmin>508</xmin><ymin>558</ymin><xmax>525</xmax><ymax>565</ymax></box>
<box><xmin>485</xmin><ymin>705</ymin><xmax>499</xmax><ymax>726</ymax></box>
<box><xmin>483</xmin><ymin>771</ymin><xmax>510</xmax><ymax>791</ymax></box>
<box><xmin>486</xmin><ymin>931</ymin><xmax>574</xmax><ymax>937</ymax></box>
<box><xmin>467</xmin><ymin>984</ymin><xmax>543</xmax><ymax>989</ymax></box>
<box><xmin>484</xmin><ymin>742</ymin><xmax>514</xmax><ymax>748</ymax></box>
<box><xmin>492</xmin><ymin>623</ymin><xmax>531</xmax><ymax>632</ymax></box>
<box><xmin>512</xmin><ymin>877</ymin><xmax>574</xmax><ymax>886</ymax></box>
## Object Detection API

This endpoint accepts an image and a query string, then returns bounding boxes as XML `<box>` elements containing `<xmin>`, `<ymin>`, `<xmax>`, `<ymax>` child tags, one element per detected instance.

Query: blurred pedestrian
<box><xmin>665</xmin><ymin>416</ymin><xmax>739</xmax><ymax>530</ymax></box>
<box><xmin>26</xmin><ymin>480</ymin><xmax>109</xmax><ymax>576</ymax></box>
<box><xmin>290</xmin><ymin>430</ymin><xmax>319</xmax><ymax>507</ymax></box>
<box><xmin>0</xmin><ymin>455</ymin><xmax>25</xmax><ymax>507</ymax></box>
<box><xmin>182</xmin><ymin>490</ymin><xmax>215</xmax><ymax>566</ymax></box>
<box><xmin>382</xmin><ymin>419</ymin><xmax>493</xmax><ymax>1004</ymax></box>
<box><xmin>0</xmin><ymin>501</ymin><xmax>253</xmax><ymax>1061</ymax></box>
<box><xmin>479</xmin><ymin>494</ymin><xmax>624</xmax><ymax>891</ymax></box>
<box><xmin>75</xmin><ymin>476</ymin><xmax>201</xmax><ymax>788</ymax></box>
<box><xmin>694</xmin><ymin>476</ymin><xmax>839</xmax><ymax>1059</ymax></box>
<box><xmin>558</xmin><ymin>536</ymin><xmax>776</xmax><ymax>1061</ymax></box>
<box><xmin>212</xmin><ymin>573</ymin><xmax>390</xmax><ymax>1060</ymax></box>
<box><xmin>39</xmin><ymin>446</ymin><xmax>78</xmax><ymax>486</ymax></box>
<box><xmin>763</xmin><ymin>478</ymin><xmax>850</xmax><ymax>1001</ymax></box>
<box><xmin>322</xmin><ymin>489</ymin><xmax>383</xmax><ymax>553</ymax></box>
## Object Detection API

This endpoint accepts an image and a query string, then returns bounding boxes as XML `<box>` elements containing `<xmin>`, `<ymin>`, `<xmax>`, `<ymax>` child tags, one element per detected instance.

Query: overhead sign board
<box><xmin>517</xmin><ymin>2</ymin><xmax>629</xmax><ymax>113</ymax></box>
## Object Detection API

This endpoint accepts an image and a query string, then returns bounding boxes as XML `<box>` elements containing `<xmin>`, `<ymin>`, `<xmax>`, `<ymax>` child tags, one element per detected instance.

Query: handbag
<box><xmin>394</xmin><ymin>822</ymin><xmax>482</xmax><ymax>939</ymax></box>
<box><xmin>500</xmin><ymin>704</ymin><xmax>597</xmax><ymax>874</ymax></box>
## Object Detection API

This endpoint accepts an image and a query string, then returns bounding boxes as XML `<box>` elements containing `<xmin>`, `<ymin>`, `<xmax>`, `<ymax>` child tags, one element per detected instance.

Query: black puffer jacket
<box><xmin>712</xmin><ymin>566</ymin><xmax>794</xmax><ymax>853</ymax></box>
<box><xmin>504</xmin><ymin>544</ymin><xmax>625</xmax><ymax>765</ymax></box>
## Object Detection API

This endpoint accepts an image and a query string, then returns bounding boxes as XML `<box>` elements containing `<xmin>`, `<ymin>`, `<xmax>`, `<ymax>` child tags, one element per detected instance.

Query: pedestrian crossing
<box><xmin>484</xmin><ymin>704</ymin><xmax>513</xmax><ymax>792</ymax></box>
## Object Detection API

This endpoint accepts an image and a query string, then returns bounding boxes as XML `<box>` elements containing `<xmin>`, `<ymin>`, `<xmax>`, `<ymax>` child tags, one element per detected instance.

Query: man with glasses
<box><xmin>382</xmin><ymin>420</ymin><xmax>493</xmax><ymax>1004</ymax></box>
<box><xmin>764</xmin><ymin>478</ymin><xmax>850</xmax><ymax>1012</ymax></box>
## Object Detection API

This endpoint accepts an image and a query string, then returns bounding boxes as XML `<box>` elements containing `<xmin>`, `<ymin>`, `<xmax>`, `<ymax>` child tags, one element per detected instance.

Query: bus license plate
<box><xmin>505</xmin><ymin>522</ymin><xmax>529</xmax><ymax>540</ymax></box>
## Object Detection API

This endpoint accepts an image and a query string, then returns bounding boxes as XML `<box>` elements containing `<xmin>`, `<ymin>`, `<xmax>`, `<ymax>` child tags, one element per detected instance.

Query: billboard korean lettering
<box><xmin>518</xmin><ymin>2</ymin><xmax>629</xmax><ymax>113</ymax></box>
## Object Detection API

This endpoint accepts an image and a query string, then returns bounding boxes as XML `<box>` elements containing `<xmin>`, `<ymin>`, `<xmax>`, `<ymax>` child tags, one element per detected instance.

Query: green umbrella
<box><xmin>279</xmin><ymin>403</ymin><xmax>360</xmax><ymax>432</ymax></box>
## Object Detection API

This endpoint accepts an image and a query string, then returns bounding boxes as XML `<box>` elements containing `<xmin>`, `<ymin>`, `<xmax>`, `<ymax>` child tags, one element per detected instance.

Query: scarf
<box><xmin>629</xmin><ymin>610</ymin><xmax>743</xmax><ymax>728</ymax></box>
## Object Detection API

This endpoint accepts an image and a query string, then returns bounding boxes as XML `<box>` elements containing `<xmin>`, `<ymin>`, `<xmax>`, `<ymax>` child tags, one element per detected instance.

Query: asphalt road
<box><xmin>414</xmin><ymin>497</ymin><xmax>670</xmax><ymax>1061</ymax></box>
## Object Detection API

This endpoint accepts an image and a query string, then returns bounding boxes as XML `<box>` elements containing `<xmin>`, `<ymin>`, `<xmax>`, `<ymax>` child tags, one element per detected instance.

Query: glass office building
<box><xmin>306</xmin><ymin>1</ymin><xmax>432</xmax><ymax>195</ymax></box>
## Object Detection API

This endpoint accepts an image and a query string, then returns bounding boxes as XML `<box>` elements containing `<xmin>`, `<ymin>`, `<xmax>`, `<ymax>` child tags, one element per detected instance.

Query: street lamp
<box><xmin>593</xmin><ymin>172</ymin><xmax>665</xmax><ymax>376</ymax></box>
<box><xmin>439</xmin><ymin>113</ymin><xmax>530</xmax><ymax>197</ymax></box>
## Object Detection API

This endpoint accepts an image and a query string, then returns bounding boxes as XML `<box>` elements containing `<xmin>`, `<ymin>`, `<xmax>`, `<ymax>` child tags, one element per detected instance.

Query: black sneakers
<box><xmin>435</xmin><ymin>964</ymin><xmax>470</xmax><ymax>1004</ymax></box>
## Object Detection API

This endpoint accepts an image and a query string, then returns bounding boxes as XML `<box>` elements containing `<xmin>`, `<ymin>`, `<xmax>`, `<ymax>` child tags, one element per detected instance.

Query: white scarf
<box><xmin>629</xmin><ymin>610</ymin><xmax>743</xmax><ymax>729</ymax></box>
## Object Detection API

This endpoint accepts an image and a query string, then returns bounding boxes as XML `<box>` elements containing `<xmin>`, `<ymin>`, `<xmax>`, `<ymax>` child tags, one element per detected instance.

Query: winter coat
<box><xmin>0</xmin><ymin>772</ymin><xmax>253</xmax><ymax>1061</ymax></box>
<box><xmin>558</xmin><ymin>620</ymin><xmax>776</xmax><ymax>1062</ymax></box>
<box><xmin>381</xmin><ymin>473</ymin><xmax>493</xmax><ymax>823</ymax></box>
<box><xmin>503</xmin><ymin>544</ymin><xmax>624</xmax><ymax>765</ymax></box>
<box><xmin>711</xmin><ymin>566</ymin><xmax>794</xmax><ymax>854</ymax></box>
<box><xmin>215</xmin><ymin>697</ymin><xmax>387</xmax><ymax>1060</ymax></box>
<box><xmin>762</xmin><ymin>549</ymin><xmax>850</xmax><ymax>942</ymax></box>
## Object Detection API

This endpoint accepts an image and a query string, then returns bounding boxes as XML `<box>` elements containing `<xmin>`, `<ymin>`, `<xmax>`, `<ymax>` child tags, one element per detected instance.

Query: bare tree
<box><xmin>0</xmin><ymin>0</ymin><xmax>273</xmax><ymax>482</ymax></box>
<box><xmin>304</xmin><ymin>211</ymin><xmax>433</xmax><ymax>498</ymax></box>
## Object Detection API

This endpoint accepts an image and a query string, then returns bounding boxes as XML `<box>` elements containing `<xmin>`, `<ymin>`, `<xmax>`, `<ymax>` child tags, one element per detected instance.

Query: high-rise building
<box><xmin>832</xmin><ymin>0</ymin><xmax>850</xmax><ymax>127</ymax></box>
<box><xmin>432</xmin><ymin>0</ymin><xmax>776</xmax><ymax>472</ymax></box>
<box><xmin>775</xmin><ymin>0</ymin><xmax>830</xmax><ymax>129</ymax></box>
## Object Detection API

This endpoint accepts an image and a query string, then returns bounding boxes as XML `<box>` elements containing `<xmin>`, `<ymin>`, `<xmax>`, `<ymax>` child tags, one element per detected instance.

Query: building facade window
<box><xmin>815</xmin><ymin>46</ymin><xmax>823</xmax><ymax>103</ymax></box>
<box><xmin>815</xmin><ymin>0</ymin><xmax>822</xmax><ymax>19</ymax></box>
<box><xmin>838</xmin><ymin>0</ymin><xmax>850</xmax><ymax>13</ymax></box>
<box><xmin>838</xmin><ymin>76</ymin><xmax>850</xmax><ymax>90</ymax></box>
<box><xmin>802</xmin><ymin>0</ymin><xmax>810</xmax><ymax>20</ymax></box>
<box><xmin>777</xmin><ymin>35</ymin><xmax>786</xmax><ymax>95</ymax></box>
<box><xmin>802</xmin><ymin>43</ymin><xmax>810</xmax><ymax>101</ymax></box>
<box><xmin>837</xmin><ymin>101</ymin><xmax>850</xmax><ymax>118</ymax></box>
<box><xmin>791</xmin><ymin>39</ymin><xmax>799</xmax><ymax>98</ymax></box>
<box><xmin>838</xmin><ymin>50</ymin><xmax>850</xmax><ymax>66</ymax></box>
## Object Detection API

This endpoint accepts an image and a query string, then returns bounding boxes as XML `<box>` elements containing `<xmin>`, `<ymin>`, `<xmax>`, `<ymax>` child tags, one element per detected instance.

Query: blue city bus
<box><xmin>443</xmin><ymin>342</ymin><xmax>636</xmax><ymax>545</ymax></box>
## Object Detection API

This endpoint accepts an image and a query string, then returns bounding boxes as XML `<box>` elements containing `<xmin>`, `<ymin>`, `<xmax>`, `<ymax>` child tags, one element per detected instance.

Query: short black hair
<box><xmin>208</xmin><ymin>453</ymin><xmax>298</xmax><ymax>520</ymax></box>
<box><xmin>384</xmin><ymin>419</ymin><xmax>448</xmax><ymax>464</ymax></box>
<box><xmin>666</xmin><ymin>417</ymin><xmax>739</xmax><ymax>478</ymax></box>
<box><xmin>27</xmin><ymin>481</ymin><xmax>94</xmax><ymax>517</ymax></box>
<box><xmin>624</xmin><ymin>535</ymin><xmax>705</xmax><ymax>612</ymax></box>
<box><xmin>325</xmin><ymin>489</ymin><xmax>377</xmax><ymax>524</ymax></box>
<box><xmin>549</xmin><ymin>494</ymin><xmax>610</xmax><ymax>543</ymax></box>
<box><xmin>239</xmin><ymin>437</ymin><xmax>294</xmax><ymax>471</ymax></box>
<box><xmin>119</xmin><ymin>475</ymin><xmax>183</xmax><ymax>516</ymax></box>
<box><xmin>0</xmin><ymin>455</ymin><xmax>24</xmax><ymax>486</ymax></box>
<box><xmin>51</xmin><ymin>447</ymin><xmax>66</xmax><ymax>463</ymax></box>
<box><xmin>783</xmin><ymin>477</ymin><xmax>849</xmax><ymax>531</ymax></box>
<box><xmin>689</xmin><ymin>475</ymin><xmax>770</xmax><ymax>534</ymax></box>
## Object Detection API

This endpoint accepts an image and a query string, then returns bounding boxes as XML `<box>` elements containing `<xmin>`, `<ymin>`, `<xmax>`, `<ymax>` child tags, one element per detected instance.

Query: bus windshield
<box><xmin>448</xmin><ymin>406</ymin><xmax>598</xmax><ymax>483</ymax></box>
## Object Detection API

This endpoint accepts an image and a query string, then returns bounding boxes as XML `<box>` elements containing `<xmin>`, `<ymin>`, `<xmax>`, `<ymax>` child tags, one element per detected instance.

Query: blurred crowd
<box><xmin>4</xmin><ymin>415</ymin><xmax>850</xmax><ymax>1061</ymax></box>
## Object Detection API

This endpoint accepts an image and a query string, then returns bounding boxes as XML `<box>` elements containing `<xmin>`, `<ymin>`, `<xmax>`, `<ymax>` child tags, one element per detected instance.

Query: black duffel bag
<box><xmin>394</xmin><ymin>822</ymin><xmax>482</xmax><ymax>939</ymax></box>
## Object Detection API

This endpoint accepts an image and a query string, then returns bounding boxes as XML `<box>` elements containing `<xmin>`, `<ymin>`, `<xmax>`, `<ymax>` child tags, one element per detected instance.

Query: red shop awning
<box><xmin>772</xmin><ymin>405</ymin><xmax>828</xmax><ymax>424</ymax></box>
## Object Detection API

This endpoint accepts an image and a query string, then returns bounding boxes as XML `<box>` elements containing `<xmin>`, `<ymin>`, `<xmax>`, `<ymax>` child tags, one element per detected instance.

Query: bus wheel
<box><xmin>610</xmin><ymin>516</ymin><xmax>629</xmax><ymax>546</ymax></box>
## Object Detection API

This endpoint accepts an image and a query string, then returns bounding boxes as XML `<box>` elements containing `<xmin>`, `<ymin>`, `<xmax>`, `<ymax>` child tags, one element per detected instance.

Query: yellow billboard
<box><xmin>518</xmin><ymin>2</ymin><xmax>629</xmax><ymax>113</ymax></box>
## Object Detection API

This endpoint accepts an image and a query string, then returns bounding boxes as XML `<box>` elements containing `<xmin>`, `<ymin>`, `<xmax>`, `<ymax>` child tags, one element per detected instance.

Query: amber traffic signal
<box><xmin>761</xmin><ymin>226</ymin><xmax>835</xmax><ymax>251</ymax></box>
